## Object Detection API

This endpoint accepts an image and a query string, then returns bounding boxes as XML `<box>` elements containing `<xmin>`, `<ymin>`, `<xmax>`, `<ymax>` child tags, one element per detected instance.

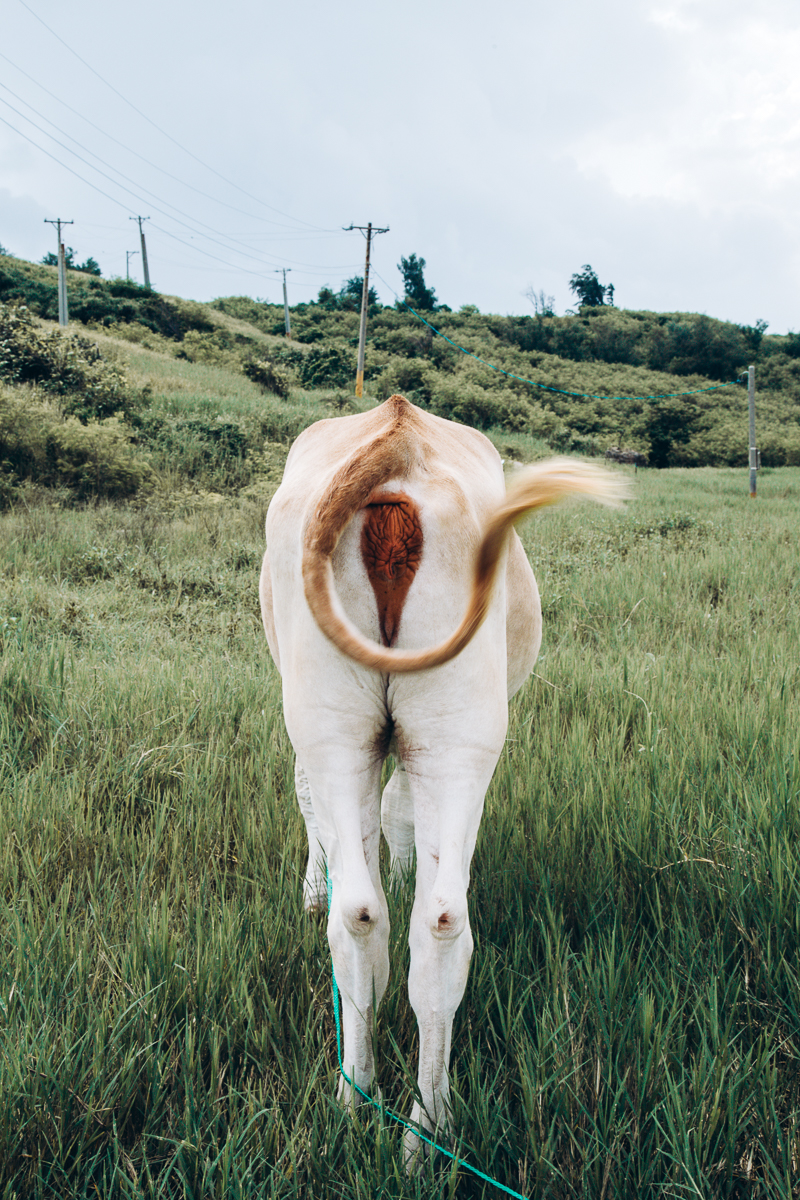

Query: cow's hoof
<box><xmin>401</xmin><ymin>1105</ymin><xmax>451</xmax><ymax>1174</ymax></box>
<box><xmin>402</xmin><ymin>1126</ymin><xmax>430</xmax><ymax>1174</ymax></box>
<box><xmin>337</xmin><ymin>1074</ymin><xmax>381</xmax><ymax>1110</ymax></box>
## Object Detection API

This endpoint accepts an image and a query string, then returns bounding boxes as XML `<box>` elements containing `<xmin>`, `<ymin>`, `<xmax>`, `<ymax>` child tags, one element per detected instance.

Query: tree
<box><xmin>338</xmin><ymin>275</ymin><xmax>379</xmax><ymax>311</ymax></box>
<box><xmin>739</xmin><ymin>318</ymin><xmax>768</xmax><ymax>355</ymax></box>
<box><xmin>316</xmin><ymin>286</ymin><xmax>338</xmax><ymax>310</ymax></box>
<box><xmin>524</xmin><ymin>286</ymin><xmax>556</xmax><ymax>317</ymax></box>
<box><xmin>398</xmin><ymin>253</ymin><xmax>439</xmax><ymax>311</ymax></box>
<box><xmin>569</xmin><ymin>264</ymin><xmax>613</xmax><ymax>308</ymax></box>
<box><xmin>316</xmin><ymin>278</ymin><xmax>379</xmax><ymax>311</ymax></box>
<box><xmin>42</xmin><ymin>247</ymin><xmax>73</xmax><ymax>269</ymax></box>
<box><xmin>41</xmin><ymin>247</ymin><xmax>102</xmax><ymax>276</ymax></box>
<box><xmin>644</xmin><ymin>396</ymin><xmax>699</xmax><ymax>469</ymax></box>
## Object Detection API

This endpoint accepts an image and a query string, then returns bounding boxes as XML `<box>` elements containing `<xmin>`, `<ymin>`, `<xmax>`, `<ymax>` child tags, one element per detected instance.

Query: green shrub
<box><xmin>376</xmin><ymin>356</ymin><xmax>437</xmax><ymax>406</ymax></box>
<box><xmin>645</xmin><ymin>313</ymin><xmax>749</xmax><ymax>380</ymax></box>
<box><xmin>0</xmin><ymin>261</ymin><xmax>215</xmax><ymax>341</ymax></box>
<box><xmin>299</xmin><ymin>345</ymin><xmax>353</xmax><ymax>389</ymax></box>
<box><xmin>41</xmin><ymin>247</ymin><xmax>101</xmax><ymax>275</ymax></box>
<box><xmin>135</xmin><ymin>412</ymin><xmax>257</xmax><ymax>490</ymax></box>
<box><xmin>432</xmin><ymin>379</ymin><xmax>534</xmax><ymax>432</ymax></box>
<box><xmin>209</xmin><ymin>296</ymin><xmax>284</xmax><ymax>334</ymax></box>
<box><xmin>0</xmin><ymin>301</ymin><xmax>136</xmax><ymax>422</ymax></box>
<box><xmin>178</xmin><ymin>417</ymin><xmax>248</xmax><ymax>461</ymax></box>
<box><xmin>641</xmin><ymin>396</ymin><xmax>701</xmax><ymax>468</ymax></box>
<box><xmin>0</xmin><ymin>384</ymin><xmax>152</xmax><ymax>502</ymax></box>
<box><xmin>242</xmin><ymin>356</ymin><xmax>292</xmax><ymax>398</ymax></box>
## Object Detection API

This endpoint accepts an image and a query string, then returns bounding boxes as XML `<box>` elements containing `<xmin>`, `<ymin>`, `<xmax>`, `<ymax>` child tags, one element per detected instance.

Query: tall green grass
<box><xmin>1</xmin><ymin>467</ymin><xmax>799</xmax><ymax>1197</ymax></box>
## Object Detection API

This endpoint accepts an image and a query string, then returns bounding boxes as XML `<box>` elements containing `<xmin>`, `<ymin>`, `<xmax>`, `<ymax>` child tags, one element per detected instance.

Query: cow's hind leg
<box><xmin>381</xmin><ymin>761</ymin><xmax>415</xmax><ymax>882</ymax></box>
<box><xmin>401</xmin><ymin>746</ymin><xmax>499</xmax><ymax>1164</ymax></box>
<box><xmin>300</xmin><ymin>749</ymin><xmax>389</xmax><ymax>1105</ymax></box>
<box><xmin>294</xmin><ymin>760</ymin><xmax>327</xmax><ymax>911</ymax></box>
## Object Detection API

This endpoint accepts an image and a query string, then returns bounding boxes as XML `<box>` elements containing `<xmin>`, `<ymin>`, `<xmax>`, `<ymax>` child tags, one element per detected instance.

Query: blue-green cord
<box><xmin>369</xmin><ymin>267</ymin><xmax>747</xmax><ymax>403</ymax></box>
<box><xmin>326</xmin><ymin>868</ymin><xmax>528</xmax><ymax>1199</ymax></box>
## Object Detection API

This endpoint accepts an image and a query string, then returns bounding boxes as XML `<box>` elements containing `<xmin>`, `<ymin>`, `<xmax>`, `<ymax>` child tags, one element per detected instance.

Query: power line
<box><xmin>0</xmin><ymin>50</ymin><xmax>343</xmax><ymax>234</ymax></box>
<box><xmin>0</xmin><ymin>93</ymin><xmax>358</xmax><ymax>276</ymax></box>
<box><xmin>15</xmin><ymin>0</ymin><xmax>331</xmax><ymax>232</ymax></box>
<box><xmin>0</xmin><ymin>111</ymin><xmax>315</xmax><ymax>292</ymax></box>
<box><xmin>0</xmin><ymin>87</ymin><xmax>270</xmax><ymax>257</ymax></box>
<box><xmin>0</xmin><ymin>111</ymin><xmax>135</xmax><ymax>213</ymax></box>
<box><xmin>0</xmin><ymin>90</ymin><xmax>265</xmax><ymax>257</ymax></box>
<box><xmin>0</xmin><ymin>93</ymin><xmax>278</xmax><ymax>266</ymax></box>
<box><xmin>146</xmin><ymin>221</ymin><xmax>358</xmax><ymax>285</ymax></box>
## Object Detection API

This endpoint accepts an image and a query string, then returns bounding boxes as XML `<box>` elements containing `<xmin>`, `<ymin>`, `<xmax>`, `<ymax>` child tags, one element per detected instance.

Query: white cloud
<box><xmin>567</xmin><ymin>5</ymin><xmax>800</xmax><ymax>214</ymax></box>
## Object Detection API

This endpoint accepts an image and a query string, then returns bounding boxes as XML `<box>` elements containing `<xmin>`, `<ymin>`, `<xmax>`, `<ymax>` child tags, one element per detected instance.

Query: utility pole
<box><xmin>344</xmin><ymin>222</ymin><xmax>389</xmax><ymax>398</ymax></box>
<box><xmin>44</xmin><ymin>217</ymin><xmax>73</xmax><ymax>327</ymax></box>
<box><xmin>126</xmin><ymin>250</ymin><xmax>139</xmax><ymax>281</ymax></box>
<box><xmin>130</xmin><ymin>216</ymin><xmax>151</xmax><ymax>289</ymax></box>
<box><xmin>274</xmin><ymin>268</ymin><xmax>292</xmax><ymax>338</ymax></box>
<box><xmin>748</xmin><ymin>365</ymin><xmax>758</xmax><ymax>498</ymax></box>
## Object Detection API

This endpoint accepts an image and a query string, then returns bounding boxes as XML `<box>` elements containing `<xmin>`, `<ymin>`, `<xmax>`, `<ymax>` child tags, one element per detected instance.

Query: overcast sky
<box><xmin>2</xmin><ymin>0</ymin><xmax>798</xmax><ymax>331</ymax></box>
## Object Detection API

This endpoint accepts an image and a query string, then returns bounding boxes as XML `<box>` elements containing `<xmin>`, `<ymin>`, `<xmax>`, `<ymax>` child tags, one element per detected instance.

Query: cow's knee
<box><xmin>334</xmin><ymin>884</ymin><xmax>387</xmax><ymax>940</ymax></box>
<box><xmin>343</xmin><ymin>901</ymin><xmax>381</xmax><ymax>938</ymax></box>
<box><xmin>426</xmin><ymin>888</ymin><xmax>468</xmax><ymax>942</ymax></box>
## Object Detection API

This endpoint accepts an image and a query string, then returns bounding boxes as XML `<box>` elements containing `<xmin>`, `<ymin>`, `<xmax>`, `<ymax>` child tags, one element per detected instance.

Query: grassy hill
<box><xmin>2</xmin><ymin>250</ymin><xmax>800</xmax><ymax>510</ymax></box>
<box><xmin>3</xmin><ymin>253</ymin><xmax>800</xmax><ymax>1194</ymax></box>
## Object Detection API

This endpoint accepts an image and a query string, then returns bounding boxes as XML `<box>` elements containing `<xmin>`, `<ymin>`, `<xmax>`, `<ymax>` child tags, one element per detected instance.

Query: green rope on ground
<box><xmin>399</xmin><ymin>299</ymin><xmax>747</xmax><ymax>401</ymax></box>
<box><xmin>326</xmin><ymin>867</ymin><xmax>528</xmax><ymax>1199</ymax></box>
<box><xmin>370</xmin><ymin>268</ymin><xmax>746</xmax><ymax>402</ymax></box>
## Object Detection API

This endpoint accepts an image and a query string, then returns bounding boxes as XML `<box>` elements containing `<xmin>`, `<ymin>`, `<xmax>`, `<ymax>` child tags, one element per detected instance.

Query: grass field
<box><xmin>1</xmin><ymin>464</ymin><xmax>799</xmax><ymax>1198</ymax></box>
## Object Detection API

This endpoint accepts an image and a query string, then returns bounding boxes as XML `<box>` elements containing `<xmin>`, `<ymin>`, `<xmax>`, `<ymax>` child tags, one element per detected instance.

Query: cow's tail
<box><xmin>302</xmin><ymin>449</ymin><xmax>630</xmax><ymax>674</ymax></box>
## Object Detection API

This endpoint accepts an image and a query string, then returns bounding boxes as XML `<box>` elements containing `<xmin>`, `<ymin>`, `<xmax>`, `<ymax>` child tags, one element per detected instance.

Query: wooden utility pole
<box><xmin>130</xmin><ymin>216</ymin><xmax>151</xmax><ymax>289</ymax></box>
<box><xmin>344</xmin><ymin>222</ymin><xmax>389</xmax><ymax>397</ymax></box>
<box><xmin>748</xmin><ymin>365</ymin><xmax>758</xmax><ymax>498</ymax></box>
<box><xmin>126</xmin><ymin>250</ymin><xmax>138</xmax><ymax>281</ymax></box>
<box><xmin>275</xmin><ymin>268</ymin><xmax>292</xmax><ymax>337</ymax></box>
<box><xmin>44</xmin><ymin>218</ymin><xmax>73</xmax><ymax>327</ymax></box>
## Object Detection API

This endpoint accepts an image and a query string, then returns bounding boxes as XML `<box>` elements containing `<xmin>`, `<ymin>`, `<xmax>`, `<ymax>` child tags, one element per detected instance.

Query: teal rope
<box><xmin>370</xmin><ymin>268</ymin><xmax>746</xmax><ymax>402</ymax></box>
<box><xmin>326</xmin><ymin>867</ymin><xmax>528</xmax><ymax>1198</ymax></box>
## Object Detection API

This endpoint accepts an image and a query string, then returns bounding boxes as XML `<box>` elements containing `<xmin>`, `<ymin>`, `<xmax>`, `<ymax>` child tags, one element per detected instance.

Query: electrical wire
<box><xmin>0</xmin><ymin>91</ymin><xmax>283</xmax><ymax>268</ymax></box>
<box><xmin>5</xmin><ymin>7</ymin><xmax>376</xmax><ymax>289</ymax></box>
<box><xmin>15</xmin><ymin>0</ymin><xmax>331</xmax><ymax>233</ymax></box>
<box><xmin>0</xmin><ymin>111</ymin><xmax>134</xmax><ymax>214</ymax></box>
<box><xmin>0</xmin><ymin>111</ymin><xmax>340</xmax><ymax>292</ymax></box>
<box><xmin>147</xmin><ymin>222</ymin><xmax>359</xmax><ymax>283</ymax></box>
<box><xmin>0</xmin><ymin>49</ymin><xmax>344</xmax><ymax>234</ymax></box>
<box><xmin>0</xmin><ymin>85</ymin><xmax>355</xmax><ymax>271</ymax></box>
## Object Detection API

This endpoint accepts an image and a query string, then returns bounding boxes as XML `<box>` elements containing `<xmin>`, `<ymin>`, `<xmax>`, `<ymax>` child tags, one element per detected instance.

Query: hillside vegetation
<box><xmin>2</xmin><ymin>251</ymin><xmax>799</xmax><ymax>509</ymax></box>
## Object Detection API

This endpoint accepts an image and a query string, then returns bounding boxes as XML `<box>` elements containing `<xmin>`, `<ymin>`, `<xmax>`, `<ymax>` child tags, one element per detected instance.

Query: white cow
<box><xmin>259</xmin><ymin>393</ymin><xmax>625</xmax><ymax>1154</ymax></box>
